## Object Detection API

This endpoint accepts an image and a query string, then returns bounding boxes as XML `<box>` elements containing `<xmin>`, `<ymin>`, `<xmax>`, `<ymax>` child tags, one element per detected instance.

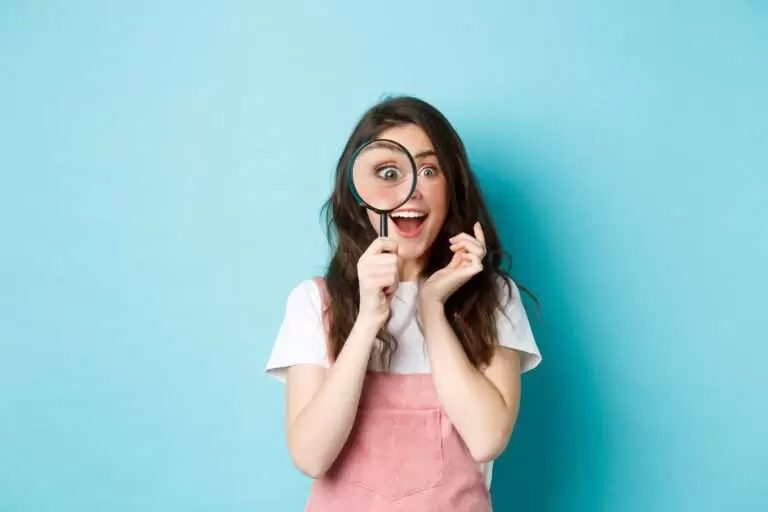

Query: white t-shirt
<box><xmin>265</xmin><ymin>276</ymin><xmax>542</xmax><ymax>489</ymax></box>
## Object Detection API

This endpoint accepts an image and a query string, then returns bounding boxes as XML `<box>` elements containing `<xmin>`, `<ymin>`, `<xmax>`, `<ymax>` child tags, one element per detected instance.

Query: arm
<box><xmin>281</xmin><ymin>238</ymin><xmax>399</xmax><ymax>477</ymax></box>
<box><xmin>285</xmin><ymin>319</ymin><xmax>378</xmax><ymax>478</ymax></box>
<box><xmin>420</xmin><ymin>299</ymin><xmax>522</xmax><ymax>462</ymax></box>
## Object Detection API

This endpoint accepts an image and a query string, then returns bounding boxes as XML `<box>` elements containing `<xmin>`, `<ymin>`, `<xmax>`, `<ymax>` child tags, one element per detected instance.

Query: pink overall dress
<box><xmin>305</xmin><ymin>277</ymin><xmax>492</xmax><ymax>511</ymax></box>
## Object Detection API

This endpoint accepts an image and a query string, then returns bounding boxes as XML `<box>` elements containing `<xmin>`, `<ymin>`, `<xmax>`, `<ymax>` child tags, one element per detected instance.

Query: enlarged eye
<box><xmin>377</xmin><ymin>166</ymin><xmax>402</xmax><ymax>180</ymax></box>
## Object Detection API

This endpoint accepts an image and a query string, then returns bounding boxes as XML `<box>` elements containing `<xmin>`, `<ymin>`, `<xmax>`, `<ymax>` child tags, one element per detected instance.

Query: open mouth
<box><xmin>390</xmin><ymin>210</ymin><xmax>427</xmax><ymax>237</ymax></box>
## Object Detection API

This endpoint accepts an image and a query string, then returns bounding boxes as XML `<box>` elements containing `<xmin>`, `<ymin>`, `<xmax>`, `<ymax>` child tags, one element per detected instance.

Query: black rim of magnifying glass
<box><xmin>347</xmin><ymin>138</ymin><xmax>418</xmax><ymax>235</ymax></box>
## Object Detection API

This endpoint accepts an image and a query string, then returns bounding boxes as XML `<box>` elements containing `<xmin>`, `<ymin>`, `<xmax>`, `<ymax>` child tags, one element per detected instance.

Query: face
<box><xmin>363</xmin><ymin>123</ymin><xmax>448</xmax><ymax>265</ymax></box>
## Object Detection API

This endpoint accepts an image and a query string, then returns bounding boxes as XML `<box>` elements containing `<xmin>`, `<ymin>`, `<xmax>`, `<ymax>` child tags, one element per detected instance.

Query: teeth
<box><xmin>391</xmin><ymin>211</ymin><xmax>426</xmax><ymax>218</ymax></box>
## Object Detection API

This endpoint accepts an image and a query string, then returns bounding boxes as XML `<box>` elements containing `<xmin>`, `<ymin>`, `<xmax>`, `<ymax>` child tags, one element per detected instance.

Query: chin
<box><xmin>393</xmin><ymin>229</ymin><xmax>439</xmax><ymax>263</ymax></box>
<box><xmin>397</xmin><ymin>244</ymin><xmax>428</xmax><ymax>262</ymax></box>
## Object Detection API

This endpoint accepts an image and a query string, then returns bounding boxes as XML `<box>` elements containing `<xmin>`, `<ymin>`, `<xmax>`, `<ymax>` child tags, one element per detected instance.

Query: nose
<box><xmin>408</xmin><ymin>179</ymin><xmax>423</xmax><ymax>200</ymax></box>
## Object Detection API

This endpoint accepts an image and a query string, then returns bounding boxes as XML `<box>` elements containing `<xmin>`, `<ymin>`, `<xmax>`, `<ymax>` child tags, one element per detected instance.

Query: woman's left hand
<box><xmin>420</xmin><ymin>222</ymin><xmax>486</xmax><ymax>306</ymax></box>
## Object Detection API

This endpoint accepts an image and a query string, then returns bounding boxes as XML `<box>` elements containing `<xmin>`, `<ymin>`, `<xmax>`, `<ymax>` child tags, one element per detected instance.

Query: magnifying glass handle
<box><xmin>378</xmin><ymin>213</ymin><xmax>397</xmax><ymax>295</ymax></box>
<box><xmin>379</xmin><ymin>213</ymin><xmax>388</xmax><ymax>238</ymax></box>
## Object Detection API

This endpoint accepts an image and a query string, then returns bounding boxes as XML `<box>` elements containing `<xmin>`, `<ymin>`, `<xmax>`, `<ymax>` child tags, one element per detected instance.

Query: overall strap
<box><xmin>312</xmin><ymin>276</ymin><xmax>335</xmax><ymax>365</ymax></box>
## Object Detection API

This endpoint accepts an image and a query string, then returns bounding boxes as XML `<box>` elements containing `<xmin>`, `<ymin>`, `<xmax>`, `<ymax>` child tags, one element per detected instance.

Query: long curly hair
<box><xmin>320</xmin><ymin>95</ymin><xmax>531</xmax><ymax>369</ymax></box>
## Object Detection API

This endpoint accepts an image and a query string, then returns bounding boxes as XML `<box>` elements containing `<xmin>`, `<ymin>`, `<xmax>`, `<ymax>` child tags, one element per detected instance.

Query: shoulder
<box><xmin>264</xmin><ymin>278</ymin><xmax>329</xmax><ymax>382</ymax></box>
<box><xmin>284</xmin><ymin>278</ymin><xmax>324</xmax><ymax>315</ymax></box>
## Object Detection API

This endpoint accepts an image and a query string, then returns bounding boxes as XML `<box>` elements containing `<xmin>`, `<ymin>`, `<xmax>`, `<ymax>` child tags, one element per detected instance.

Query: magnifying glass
<box><xmin>348</xmin><ymin>138</ymin><xmax>417</xmax><ymax>238</ymax></box>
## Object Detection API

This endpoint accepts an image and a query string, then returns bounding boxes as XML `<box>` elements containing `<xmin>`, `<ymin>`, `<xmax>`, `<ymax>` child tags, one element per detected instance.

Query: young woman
<box><xmin>266</xmin><ymin>96</ymin><xmax>542</xmax><ymax>510</ymax></box>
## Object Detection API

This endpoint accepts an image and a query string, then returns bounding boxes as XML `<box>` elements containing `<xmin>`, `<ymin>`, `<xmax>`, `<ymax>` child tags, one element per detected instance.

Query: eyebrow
<box><xmin>413</xmin><ymin>149</ymin><xmax>436</xmax><ymax>159</ymax></box>
<box><xmin>362</xmin><ymin>142</ymin><xmax>436</xmax><ymax>160</ymax></box>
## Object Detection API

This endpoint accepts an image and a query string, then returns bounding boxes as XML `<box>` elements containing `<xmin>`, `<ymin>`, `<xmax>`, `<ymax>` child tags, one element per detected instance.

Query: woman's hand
<box><xmin>357</xmin><ymin>237</ymin><xmax>399</xmax><ymax>330</ymax></box>
<box><xmin>420</xmin><ymin>222</ymin><xmax>486</xmax><ymax>307</ymax></box>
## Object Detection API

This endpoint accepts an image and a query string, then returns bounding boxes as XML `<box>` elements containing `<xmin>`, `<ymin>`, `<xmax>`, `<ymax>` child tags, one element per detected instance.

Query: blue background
<box><xmin>2</xmin><ymin>1</ymin><xmax>766</xmax><ymax>510</ymax></box>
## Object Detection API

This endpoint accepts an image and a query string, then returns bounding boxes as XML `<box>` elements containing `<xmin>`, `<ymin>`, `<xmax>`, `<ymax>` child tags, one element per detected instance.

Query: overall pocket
<box><xmin>332</xmin><ymin>407</ymin><xmax>444</xmax><ymax>500</ymax></box>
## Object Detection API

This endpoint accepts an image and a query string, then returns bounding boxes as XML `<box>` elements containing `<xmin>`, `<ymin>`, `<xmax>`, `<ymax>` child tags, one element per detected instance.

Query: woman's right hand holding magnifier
<box><xmin>356</xmin><ymin>237</ymin><xmax>399</xmax><ymax>331</ymax></box>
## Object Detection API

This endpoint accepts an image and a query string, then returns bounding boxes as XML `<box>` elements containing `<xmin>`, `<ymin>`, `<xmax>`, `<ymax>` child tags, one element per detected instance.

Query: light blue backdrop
<box><xmin>2</xmin><ymin>1</ymin><xmax>766</xmax><ymax>510</ymax></box>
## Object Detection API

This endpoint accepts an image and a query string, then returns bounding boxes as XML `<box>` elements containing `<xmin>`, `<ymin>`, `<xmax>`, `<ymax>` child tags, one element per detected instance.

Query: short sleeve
<box><xmin>264</xmin><ymin>279</ymin><xmax>329</xmax><ymax>383</ymax></box>
<box><xmin>496</xmin><ymin>277</ymin><xmax>542</xmax><ymax>373</ymax></box>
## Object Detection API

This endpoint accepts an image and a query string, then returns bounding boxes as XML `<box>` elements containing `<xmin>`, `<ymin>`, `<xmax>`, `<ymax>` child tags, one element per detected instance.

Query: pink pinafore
<box><xmin>305</xmin><ymin>277</ymin><xmax>491</xmax><ymax>511</ymax></box>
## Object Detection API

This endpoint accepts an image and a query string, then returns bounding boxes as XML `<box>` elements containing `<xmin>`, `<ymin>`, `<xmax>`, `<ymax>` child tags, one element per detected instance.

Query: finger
<box><xmin>362</xmin><ymin>237</ymin><xmax>395</xmax><ymax>257</ymax></box>
<box><xmin>474</xmin><ymin>221</ymin><xmax>485</xmax><ymax>245</ymax></box>
<box><xmin>360</xmin><ymin>260</ymin><xmax>397</xmax><ymax>278</ymax></box>
<box><xmin>369</xmin><ymin>260</ymin><xmax>398</xmax><ymax>275</ymax></box>
<box><xmin>361</xmin><ymin>269</ymin><xmax>395</xmax><ymax>284</ymax></box>
<box><xmin>450</xmin><ymin>237</ymin><xmax>485</xmax><ymax>257</ymax></box>
<box><xmin>361</xmin><ymin>267</ymin><xmax>397</xmax><ymax>285</ymax></box>
<box><xmin>449</xmin><ymin>232</ymin><xmax>482</xmax><ymax>247</ymax></box>
<box><xmin>450</xmin><ymin>228</ymin><xmax>487</xmax><ymax>257</ymax></box>
<box><xmin>368</xmin><ymin>237</ymin><xmax>398</xmax><ymax>255</ymax></box>
<box><xmin>455</xmin><ymin>254</ymin><xmax>483</xmax><ymax>276</ymax></box>
<box><xmin>464</xmin><ymin>252</ymin><xmax>484</xmax><ymax>271</ymax></box>
<box><xmin>371</xmin><ymin>274</ymin><xmax>397</xmax><ymax>289</ymax></box>
<box><xmin>370</xmin><ymin>269</ymin><xmax>398</xmax><ymax>283</ymax></box>
<box><xmin>359</xmin><ymin>262</ymin><xmax>396</xmax><ymax>278</ymax></box>
<box><xmin>456</xmin><ymin>250</ymin><xmax>481</xmax><ymax>266</ymax></box>
<box><xmin>447</xmin><ymin>251</ymin><xmax>463</xmax><ymax>269</ymax></box>
<box><xmin>450</xmin><ymin>239</ymin><xmax>485</xmax><ymax>257</ymax></box>
<box><xmin>370</xmin><ymin>253</ymin><xmax>399</xmax><ymax>267</ymax></box>
<box><xmin>369</xmin><ymin>265</ymin><xmax>398</xmax><ymax>280</ymax></box>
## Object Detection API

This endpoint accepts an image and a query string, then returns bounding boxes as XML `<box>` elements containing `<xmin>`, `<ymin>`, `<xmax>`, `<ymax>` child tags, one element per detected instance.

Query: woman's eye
<box><xmin>377</xmin><ymin>166</ymin><xmax>402</xmax><ymax>180</ymax></box>
<box><xmin>419</xmin><ymin>166</ymin><xmax>437</xmax><ymax>176</ymax></box>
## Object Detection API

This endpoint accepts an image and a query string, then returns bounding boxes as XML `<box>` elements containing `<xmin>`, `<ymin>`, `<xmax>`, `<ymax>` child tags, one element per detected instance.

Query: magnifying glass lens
<box><xmin>351</xmin><ymin>140</ymin><xmax>416</xmax><ymax>213</ymax></box>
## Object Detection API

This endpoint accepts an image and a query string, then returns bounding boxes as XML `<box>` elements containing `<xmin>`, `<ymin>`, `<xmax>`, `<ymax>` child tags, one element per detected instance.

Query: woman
<box><xmin>266</xmin><ymin>95</ymin><xmax>542</xmax><ymax>510</ymax></box>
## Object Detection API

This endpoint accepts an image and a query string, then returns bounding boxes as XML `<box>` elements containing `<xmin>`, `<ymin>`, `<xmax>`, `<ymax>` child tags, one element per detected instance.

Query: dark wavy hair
<box><xmin>320</xmin><ymin>95</ymin><xmax>531</xmax><ymax>369</ymax></box>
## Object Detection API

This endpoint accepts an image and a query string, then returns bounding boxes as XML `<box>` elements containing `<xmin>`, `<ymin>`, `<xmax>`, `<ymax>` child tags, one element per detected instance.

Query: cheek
<box><xmin>424</xmin><ymin>180</ymin><xmax>449</xmax><ymax>224</ymax></box>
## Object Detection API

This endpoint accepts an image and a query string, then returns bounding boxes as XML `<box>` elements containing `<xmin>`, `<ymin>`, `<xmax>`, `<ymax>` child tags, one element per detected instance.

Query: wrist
<box><xmin>351</xmin><ymin>314</ymin><xmax>383</xmax><ymax>341</ymax></box>
<box><xmin>418</xmin><ymin>297</ymin><xmax>445</xmax><ymax>324</ymax></box>
<box><xmin>418</xmin><ymin>286</ymin><xmax>446</xmax><ymax>307</ymax></box>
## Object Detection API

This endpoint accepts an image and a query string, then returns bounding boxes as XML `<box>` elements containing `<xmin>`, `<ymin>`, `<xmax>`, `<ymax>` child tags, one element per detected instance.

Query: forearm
<box><xmin>287</xmin><ymin>320</ymin><xmax>377</xmax><ymax>477</ymax></box>
<box><xmin>420</xmin><ymin>301</ymin><xmax>518</xmax><ymax>462</ymax></box>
